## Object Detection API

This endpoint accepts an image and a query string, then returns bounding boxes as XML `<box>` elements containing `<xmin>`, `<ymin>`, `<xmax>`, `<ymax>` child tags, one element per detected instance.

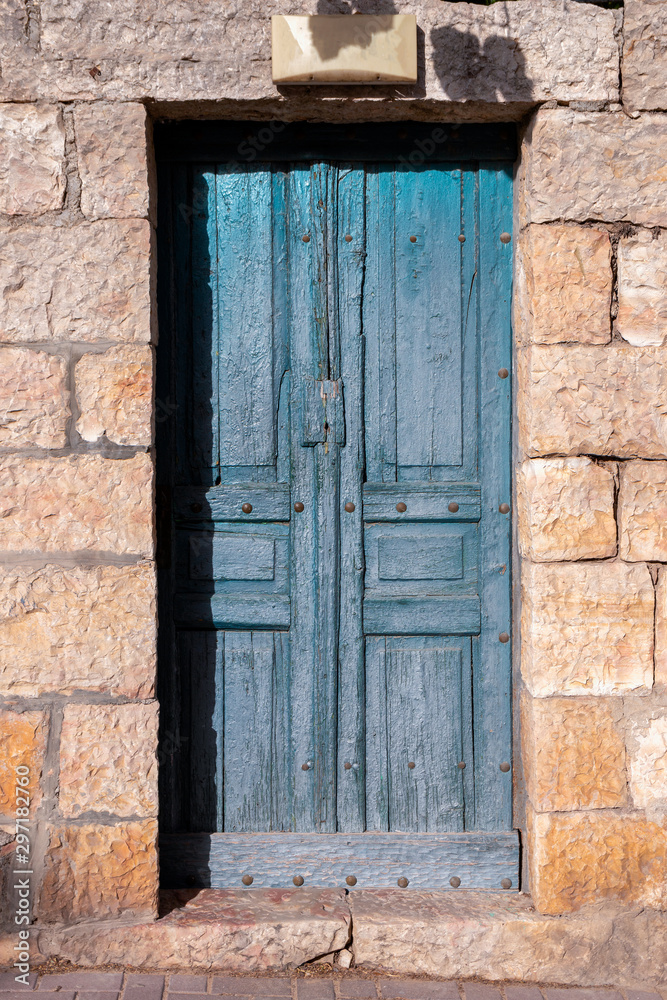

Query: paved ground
<box><xmin>0</xmin><ymin>972</ymin><xmax>665</xmax><ymax>1000</ymax></box>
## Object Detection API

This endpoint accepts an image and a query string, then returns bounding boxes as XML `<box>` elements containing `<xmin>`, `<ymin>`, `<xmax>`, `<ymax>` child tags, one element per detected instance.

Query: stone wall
<box><xmin>0</xmin><ymin>0</ymin><xmax>665</xmax><ymax>969</ymax></box>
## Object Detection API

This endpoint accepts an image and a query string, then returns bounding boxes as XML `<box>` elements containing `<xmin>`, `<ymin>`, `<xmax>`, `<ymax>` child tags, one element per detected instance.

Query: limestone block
<box><xmin>0</xmin><ymin>104</ymin><xmax>65</xmax><ymax>215</ymax></box>
<box><xmin>60</xmin><ymin>703</ymin><xmax>158</xmax><ymax>818</ymax></box>
<box><xmin>619</xmin><ymin>460</ymin><xmax>667</xmax><ymax>562</ymax></box>
<box><xmin>0</xmin><ymin>348</ymin><xmax>69</xmax><ymax>448</ymax></box>
<box><xmin>0</xmin><ymin>709</ymin><xmax>48</xmax><ymax>814</ymax></box>
<box><xmin>519</xmin><ymin>224</ymin><xmax>612</xmax><ymax>345</ymax></box>
<box><xmin>41</xmin><ymin>888</ymin><xmax>352</xmax><ymax>973</ymax></box>
<box><xmin>520</xmin><ymin>691</ymin><xmax>626</xmax><ymax>813</ymax></box>
<box><xmin>623</xmin><ymin>0</ymin><xmax>667</xmax><ymax>112</ymax></box>
<box><xmin>527</xmin><ymin>805</ymin><xmax>667</xmax><ymax>915</ymax></box>
<box><xmin>346</xmin><ymin>890</ymin><xmax>667</xmax><ymax>985</ymax></box>
<box><xmin>0</xmin><ymin>454</ymin><xmax>153</xmax><ymax>554</ymax></box>
<box><xmin>0</xmin><ymin>563</ymin><xmax>156</xmax><ymax>698</ymax></box>
<box><xmin>617</xmin><ymin>231</ymin><xmax>667</xmax><ymax>347</ymax></box>
<box><xmin>0</xmin><ymin>221</ymin><xmax>153</xmax><ymax>343</ymax></box>
<box><xmin>39</xmin><ymin>820</ymin><xmax>158</xmax><ymax>922</ymax></box>
<box><xmin>29</xmin><ymin>1</ymin><xmax>617</xmax><ymax>106</ymax></box>
<box><xmin>518</xmin><ymin>344</ymin><xmax>667</xmax><ymax>459</ymax></box>
<box><xmin>628</xmin><ymin>715</ymin><xmax>667</xmax><ymax>812</ymax></box>
<box><xmin>75</xmin><ymin>103</ymin><xmax>150</xmax><ymax>220</ymax></box>
<box><xmin>519</xmin><ymin>111</ymin><xmax>667</xmax><ymax>228</ymax></box>
<box><xmin>521</xmin><ymin>561</ymin><xmax>654</xmax><ymax>697</ymax></box>
<box><xmin>517</xmin><ymin>457</ymin><xmax>616</xmax><ymax>562</ymax></box>
<box><xmin>657</xmin><ymin>570</ymin><xmax>667</xmax><ymax>689</ymax></box>
<box><xmin>75</xmin><ymin>346</ymin><xmax>153</xmax><ymax>446</ymax></box>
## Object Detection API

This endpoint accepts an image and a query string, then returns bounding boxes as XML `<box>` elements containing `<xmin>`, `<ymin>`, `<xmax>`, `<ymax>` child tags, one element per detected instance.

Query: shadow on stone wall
<box><xmin>430</xmin><ymin>25</ymin><xmax>533</xmax><ymax>102</ymax></box>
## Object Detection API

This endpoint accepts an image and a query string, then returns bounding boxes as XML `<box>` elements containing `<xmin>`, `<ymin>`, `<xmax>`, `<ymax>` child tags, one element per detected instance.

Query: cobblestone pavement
<box><xmin>0</xmin><ymin>972</ymin><xmax>665</xmax><ymax>1000</ymax></box>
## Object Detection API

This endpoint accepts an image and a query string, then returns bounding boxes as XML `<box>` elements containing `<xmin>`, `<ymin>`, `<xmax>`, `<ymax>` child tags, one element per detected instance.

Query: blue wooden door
<box><xmin>157</xmin><ymin>123</ymin><xmax>517</xmax><ymax>890</ymax></box>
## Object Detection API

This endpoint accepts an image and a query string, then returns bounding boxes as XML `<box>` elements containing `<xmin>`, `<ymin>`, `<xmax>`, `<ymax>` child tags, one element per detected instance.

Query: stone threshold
<box><xmin>2</xmin><ymin>890</ymin><xmax>665</xmax><ymax>990</ymax></box>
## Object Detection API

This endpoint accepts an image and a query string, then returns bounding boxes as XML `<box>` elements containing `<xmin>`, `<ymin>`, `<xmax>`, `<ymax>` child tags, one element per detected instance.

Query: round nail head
<box><xmin>397</xmin><ymin>877</ymin><xmax>409</xmax><ymax>888</ymax></box>
<box><xmin>302</xmin><ymin>234</ymin><xmax>310</xmax><ymax>243</ymax></box>
<box><xmin>499</xmin><ymin>632</ymin><xmax>510</xmax><ymax>644</ymax></box>
<box><xmin>458</xmin><ymin>761</ymin><xmax>466</xmax><ymax>770</ymax></box>
<box><xmin>410</xmin><ymin>236</ymin><xmax>417</xmax><ymax>243</ymax></box>
<box><xmin>500</xmin><ymin>761</ymin><xmax>511</xmax><ymax>773</ymax></box>
<box><xmin>458</xmin><ymin>234</ymin><xmax>466</xmax><ymax>243</ymax></box>
<box><xmin>396</xmin><ymin>502</ymin><xmax>407</xmax><ymax>513</ymax></box>
<box><xmin>294</xmin><ymin>502</ymin><xmax>304</xmax><ymax>513</ymax></box>
<box><xmin>499</xmin><ymin>503</ymin><xmax>510</xmax><ymax>514</ymax></box>
<box><xmin>408</xmin><ymin>761</ymin><xmax>416</xmax><ymax>770</ymax></box>
<box><xmin>346</xmin><ymin>875</ymin><xmax>357</xmax><ymax>886</ymax></box>
<box><xmin>242</xmin><ymin>502</ymin><xmax>253</xmax><ymax>514</ymax></box>
<box><xmin>448</xmin><ymin>502</ymin><xmax>459</xmax><ymax>513</ymax></box>
<box><xmin>345</xmin><ymin>234</ymin><xmax>353</xmax><ymax>242</ymax></box>
<box><xmin>498</xmin><ymin>368</ymin><xmax>509</xmax><ymax>379</ymax></box>
<box><xmin>450</xmin><ymin>876</ymin><xmax>461</xmax><ymax>888</ymax></box>
<box><xmin>293</xmin><ymin>875</ymin><xmax>304</xmax><ymax>886</ymax></box>
<box><xmin>345</xmin><ymin>502</ymin><xmax>355</xmax><ymax>513</ymax></box>
<box><xmin>242</xmin><ymin>875</ymin><xmax>253</xmax><ymax>886</ymax></box>
<box><xmin>344</xmin><ymin>761</ymin><xmax>352</xmax><ymax>770</ymax></box>
<box><xmin>501</xmin><ymin>878</ymin><xmax>513</xmax><ymax>889</ymax></box>
<box><xmin>500</xmin><ymin>232</ymin><xmax>512</xmax><ymax>244</ymax></box>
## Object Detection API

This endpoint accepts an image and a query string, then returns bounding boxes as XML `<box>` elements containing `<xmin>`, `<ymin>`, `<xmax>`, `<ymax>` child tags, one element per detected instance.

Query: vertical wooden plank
<box><xmin>336</xmin><ymin>164</ymin><xmax>366</xmax><ymax>832</ymax></box>
<box><xmin>458</xmin><ymin>166</ymin><xmax>479</xmax><ymax>484</ymax></box>
<box><xmin>363</xmin><ymin>166</ymin><xmax>397</xmax><ymax>484</ymax></box>
<box><xmin>183</xmin><ymin>630</ymin><xmax>224</xmax><ymax>832</ymax></box>
<box><xmin>288</xmin><ymin>163</ymin><xmax>338</xmax><ymax>833</ymax></box>
<box><xmin>473</xmin><ymin>163</ymin><xmax>513</xmax><ymax>831</ymax></box>
<box><xmin>394</xmin><ymin>167</ymin><xmax>463</xmax><ymax>476</ymax></box>
<box><xmin>223</xmin><ymin>631</ymin><xmax>275</xmax><ymax>831</ymax></box>
<box><xmin>216</xmin><ymin>166</ymin><xmax>275</xmax><ymax>471</ymax></box>
<box><xmin>386</xmin><ymin>639</ymin><xmax>465</xmax><ymax>833</ymax></box>
<box><xmin>271</xmin><ymin>630</ymin><xmax>293</xmax><ymax>831</ymax></box>
<box><xmin>273</xmin><ymin>169</ymin><xmax>291</xmax><ymax>485</ymax></box>
<box><xmin>365</xmin><ymin>636</ymin><xmax>389</xmax><ymax>831</ymax></box>
<box><xmin>191</xmin><ymin>165</ymin><xmax>219</xmax><ymax>482</ymax></box>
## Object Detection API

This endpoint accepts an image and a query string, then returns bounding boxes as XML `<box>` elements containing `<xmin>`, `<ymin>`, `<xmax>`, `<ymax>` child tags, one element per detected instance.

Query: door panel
<box><xmin>157</xmin><ymin>123</ymin><xmax>517</xmax><ymax>889</ymax></box>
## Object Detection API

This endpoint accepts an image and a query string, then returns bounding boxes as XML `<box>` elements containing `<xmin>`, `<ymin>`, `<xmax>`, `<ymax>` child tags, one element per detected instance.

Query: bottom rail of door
<box><xmin>160</xmin><ymin>831</ymin><xmax>519</xmax><ymax>891</ymax></box>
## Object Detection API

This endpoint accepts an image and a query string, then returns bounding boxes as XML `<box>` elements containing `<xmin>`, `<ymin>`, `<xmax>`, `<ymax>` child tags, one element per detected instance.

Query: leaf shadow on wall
<box><xmin>430</xmin><ymin>25</ymin><xmax>533</xmax><ymax>104</ymax></box>
<box><xmin>313</xmin><ymin>0</ymin><xmax>399</xmax><ymax>60</ymax></box>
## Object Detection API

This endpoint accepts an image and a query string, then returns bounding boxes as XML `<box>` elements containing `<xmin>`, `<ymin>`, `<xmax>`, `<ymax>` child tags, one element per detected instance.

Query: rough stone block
<box><xmin>519</xmin><ymin>110</ymin><xmax>667</xmax><ymax>227</ymax></box>
<box><xmin>75</xmin><ymin>346</ymin><xmax>153</xmax><ymax>446</ymax></box>
<box><xmin>75</xmin><ymin>103</ymin><xmax>150</xmax><ymax>220</ymax></box>
<box><xmin>623</xmin><ymin>0</ymin><xmax>667</xmax><ymax>112</ymax></box>
<box><xmin>346</xmin><ymin>889</ymin><xmax>667</xmax><ymax>984</ymax></box>
<box><xmin>617</xmin><ymin>231</ymin><xmax>667</xmax><ymax>347</ymax></box>
<box><xmin>0</xmin><ymin>348</ymin><xmax>69</xmax><ymax>448</ymax></box>
<box><xmin>0</xmin><ymin>453</ymin><xmax>153</xmax><ymax>554</ymax></box>
<box><xmin>619</xmin><ymin>460</ymin><xmax>667</xmax><ymax>562</ymax></box>
<box><xmin>59</xmin><ymin>703</ymin><xmax>158</xmax><ymax>818</ymax></box>
<box><xmin>0</xmin><ymin>104</ymin><xmax>65</xmax><ymax>214</ymax></box>
<box><xmin>40</xmin><ymin>887</ymin><xmax>351</xmax><ymax>971</ymax></box>
<box><xmin>519</xmin><ymin>224</ymin><xmax>612</xmax><ymax>345</ymax></box>
<box><xmin>21</xmin><ymin>1</ymin><xmax>617</xmax><ymax>106</ymax></box>
<box><xmin>0</xmin><ymin>563</ymin><xmax>156</xmax><ymax>698</ymax></box>
<box><xmin>521</xmin><ymin>561</ymin><xmax>654</xmax><ymax>697</ymax></box>
<box><xmin>527</xmin><ymin>805</ymin><xmax>667</xmax><ymax>914</ymax></box>
<box><xmin>39</xmin><ymin>820</ymin><xmax>158</xmax><ymax>923</ymax></box>
<box><xmin>517</xmin><ymin>458</ymin><xmax>616</xmax><ymax>562</ymax></box>
<box><xmin>0</xmin><ymin>709</ymin><xmax>48</xmax><ymax>814</ymax></box>
<box><xmin>518</xmin><ymin>344</ymin><xmax>667</xmax><ymax>458</ymax></box>
<box><xmin>657</xmin><ymin>570</ymin><xmax>667</xmax><ymax>689</ymax></box>
<box><xmin>627</xmin><ymin>714</ymin><xmax>667</xmax><ymax>812</ymax></box>
<box><xmin>520</xmin><ymin>691</ymin><xmax>626</xmax><ymax>813</ymax></box>
<box><xmin>0</xmin><ymin>221</ymin><xmax>153</xmax><ymax>343</ymax></box>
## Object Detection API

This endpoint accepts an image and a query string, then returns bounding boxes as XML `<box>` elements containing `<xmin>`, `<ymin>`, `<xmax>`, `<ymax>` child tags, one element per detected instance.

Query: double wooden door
<box><xmin>157</xmin><ymin>123</ymin><xmax>517</xmax><ymax>890</ymax></box>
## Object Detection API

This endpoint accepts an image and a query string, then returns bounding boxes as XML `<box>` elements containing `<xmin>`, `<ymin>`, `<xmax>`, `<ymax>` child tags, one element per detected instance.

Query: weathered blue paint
<box><xmin>160</xmin><ymin>831</ymin><xmax>519</xmax><ymax>890</ymax></box>
<box><xmin>156</xmin><ymin>124</ymin><xmax>516</xmax><ymax>885</ymax></box>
